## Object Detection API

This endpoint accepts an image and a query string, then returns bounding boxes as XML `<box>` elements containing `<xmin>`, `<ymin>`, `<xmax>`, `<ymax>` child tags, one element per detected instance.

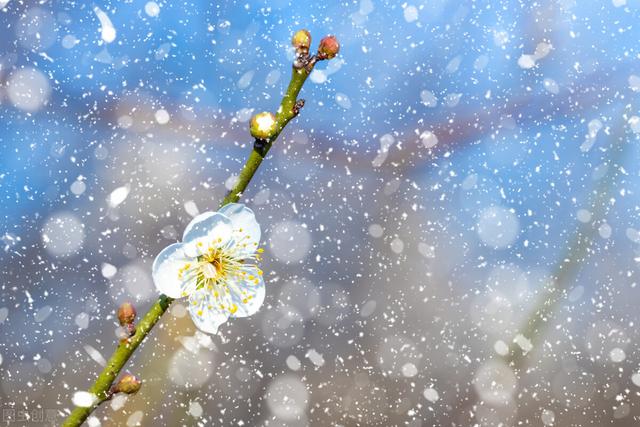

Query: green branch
<box><xmin>61</xmin><ymin>30</ymin><xmax>333</xmax><ymax>426</ymax></box>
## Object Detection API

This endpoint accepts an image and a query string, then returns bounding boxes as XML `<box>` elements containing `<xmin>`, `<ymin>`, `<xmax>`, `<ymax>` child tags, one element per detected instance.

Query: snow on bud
<box><xmin>117</xmin><ymin>302</ymin><xmax>136</xmax><ymax>326</ymax></box>
<box><xmin>318</xmin><ymin>35</ymin><xmax>340</xmax><ymax>59</ymax></box>
<box><xmin>291</xmin><ymin>29</ymin><xmax>311</xmax><ymax>53</ymax></box>
<box><xmin>250</xmin><ymin>112</ymin><xmax>277</xmax><ymax>140</ymax></box>
<box><xmin>113</xmin><ymin>374</ymin><xmax>142</xmax><ymax>394</ymax></box>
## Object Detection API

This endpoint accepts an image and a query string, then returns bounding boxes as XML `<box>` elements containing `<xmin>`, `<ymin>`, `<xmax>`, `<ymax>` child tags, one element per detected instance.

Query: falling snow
<box><xmin>1</xmin><ymin>1</ymin><xmax>640</xmax><ymax>426</ymax></box>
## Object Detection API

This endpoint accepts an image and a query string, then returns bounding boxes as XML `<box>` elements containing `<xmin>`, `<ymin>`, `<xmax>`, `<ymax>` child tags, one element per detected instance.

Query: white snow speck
<box><xmin>184</xmin><ymin>200</ymin><xmax>199</xmax><ymax>217</ymax></box>
<box><xmin>372</xmin><ymin>133</ymin><xmax>394</xmax><ymax>167</ymax></box>
<box><xmin>517</xmin><ymin>54</ymin><xmax>536</xmax><ymax>69</ymax></box>
<box><xmin>72</xmin><ymin>391</ymin><xmax>98</xmax><ymax>408</ymax></box>
<box><xmin>7</xmin><ymin>67</ymin><xmax>51</xmax><ymax>112</ymax></box>
<box><xmin>35</xmin><ymin>306</ymin><xmax>53</xmax><ymax>322</ymax></box>
<box><xmin>402</xmin><ymin>362</ymin><xmax>418</xmax><ymax>377</ymax></box>
<box><xmin>101</xmin><ymin>263</ymin><xmax>118</xmax><ymax>279</ymax></box>
<box><xmin>286</xmin><ymin>355</ymin><xmax>301</xmax><ymax>371</ymax></box>
<box><xmin>543</xmin><ymin>78</ymin><xmax>559</xmax><ymax>94</ymax></box>
<box><xmin>188</xmin><ymin>401</ymin><xmax>203</xmax><ymax>418</ymax></box>
<box><xmin>108</xmin><ymin>185</ymin><xmax>130</xmax><ymax>208</ymax></box>
<box><xmin>580</xmin><ymin>119</ymin><xmax>602</xmax><ymax>152</ymax></box>
<box><xmin>403</xmin><ymin>5</ymin><xmax>418</xmax><ymax>22</ymax></box>
<box><xmin>419</xmin><ymin>130</ymin><xmax>438</xmax><ymax>149</ymax></box>
<box><xmin>144</xmin><ymin>1</ymin><xmax>160</xmax><ymax>17</ymax></box>
<box><xmin>513</xmin><ymin>334</ymin><xmax>533</xmax><ymax>354</ymax></box>
<box><xmin>423</xmin><ymin>387</ymin><xmax>439</xmax><ymax>403</ymax></box>
<box><xmin>237</xmin><ymin>70</ymin><xmax>255</xmax><ymax>89</ymax></box>
<box><xmin>155</xmin><ymin>109</ymin><xmax>170</xmax><ymax>125</ymax></box>
<box><xmin>75</xmin><ymin>312</ymin><xmax>90</xmax><ymax>329</ymax></box>
<box><xmin>610</xmin><ymin>347</ymin><xmax>626</xmax><ymax>362</ymax></box>
<box><xmin>83</xmin><ymin>345</ymin><xmax>107</xmax><ymax>366</ymax></box>
<box><xmin>126</xmin><ymin>410</ymin><xmax>144</xmax><ymax>426</ymax></box>
<box><xmin>335</xmin><ymin>92</ymin><xmax>352</xmax><ymax>109</ymax></box>
<box><xmin>306</xmin><ymin>349</ymin><xmax>325</xmax><ymax>367</ymax></box>
<box><xmin>420</xmin><ymin>90</ymin><xmax>437</xmax><ymax>107</ymax></box>
<box><xmin>541</xmin><ymin>409</ymin><xmax>555</xmax><ymax>426</ymax></box>
<box><xmin>93</xmin><ymin>6</ymin><xmax>116</xmax><ymax>43</ymax></box>
<box><xmin>494</xmin><ymin>340</ymin><xmax>510</xmax><ymax>356</ymax></box>
<box><xmin>310</xmin><ymin>69</ymin><xmax>328</xmax><ymax>84</ymax></box>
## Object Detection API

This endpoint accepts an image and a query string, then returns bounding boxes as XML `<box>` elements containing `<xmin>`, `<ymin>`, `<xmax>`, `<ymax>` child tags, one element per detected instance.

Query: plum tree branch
<box><xmin>61</xmin><ymin>30</ymin><xmax>335</xmax><ymax>427</ymax></box>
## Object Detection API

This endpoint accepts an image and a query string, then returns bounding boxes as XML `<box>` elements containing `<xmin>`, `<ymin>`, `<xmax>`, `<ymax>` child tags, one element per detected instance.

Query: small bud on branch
<box><xmin>317</xmin><ymin>35</ymin><xmax>340</xmax><ymax>60</ymax></box>
<box><xmin>111</xmin><ymin>374</ymin><xmax>141</xmax><ymax>395</ymax></box>
<box><xmin>250</xmin><ymin>111</ymin><xmax>277</xmax><ymax>140</ymax></box>
<box><xmin>291</xmin><ymin>29</ymin><xmax>311</xmax><ymax>54</ymax></box>
<box><xmin>117</xmin><ymin>302</ymin><xmax>136</xmax><ymax>326</ymax></box>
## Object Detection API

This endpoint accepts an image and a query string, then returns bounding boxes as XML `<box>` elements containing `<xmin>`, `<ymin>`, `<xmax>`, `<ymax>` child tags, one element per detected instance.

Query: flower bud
<box><xmin>318</xmin><ymin>35</ymin><xmax>340</xmax><ymax>59</ymax></box>
<box><xmin>117</xmin><ymin>302</ymin><xmax>136</xmax><ymax>326</ymax></box>
<box><xmin>250</xmin><ymin>112</ymin><xmax>277</xmax><ymax>140</ymax></box>
<box><xmin>291</xmin><ymin>29</ymin><xmax>311</xmax><ymax>52</ymax></box>
<box><xmin>113</xmin><ymin>374</ymin><xmax>141</xmax><ymax>394</ymax></box>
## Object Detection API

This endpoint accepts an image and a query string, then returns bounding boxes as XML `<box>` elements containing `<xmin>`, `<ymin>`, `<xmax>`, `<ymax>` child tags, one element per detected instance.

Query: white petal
<box><xmin>219</xmin><ymin>203</ymin><xmax>261</xmax><ymax>257</ymax></box>
<box><xmin>181</xmin><ymin>212</ymin><xmax>233</xmax><ymax>257</ymax></box>
<box><xmin>152</xmin><ymin>243</ymin><xmax>198</xmax><ymax>298</ymax></box>
<box><xmin>187</xmin><ymin>288</ymin><xmax>230</xmax><ymax>334</ymax></box>
<box><xmin>226</xmin><ymin>266</ymin><xmax>265</xmax><ymax>318</ymax></box>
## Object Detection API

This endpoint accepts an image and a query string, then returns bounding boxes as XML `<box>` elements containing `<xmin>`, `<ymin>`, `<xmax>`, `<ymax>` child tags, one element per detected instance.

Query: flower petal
<box><xmin>152</xmin><ymin>243</ymin><xmax>198</xmax><ymax>298</ymax></box>
<box><xmin>187</xmin><ymin>287</ymin><xmax>231</xmax><ymax>334</ymax></box>
<box><xmin>219</xmin><ymin>203</ymin><xmax>261</xmax><ymax>257</ymax></box>
<box><xmin>182</xmin><ymin>212</ymin><xmax>233</xmax><ymax>257</ymax></box>
<box><xmin>226</xmin><ymin>265</ymin><xmax>265</xmax><ymax>318</ymax></box>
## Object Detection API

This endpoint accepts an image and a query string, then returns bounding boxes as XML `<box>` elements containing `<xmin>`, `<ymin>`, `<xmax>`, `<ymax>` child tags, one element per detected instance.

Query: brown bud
<box><xmin>318</xmin><ymin>35</ymin><xmax>340</xmax><ymax>59</ymax></box>
<box><xmin>117</xmin><ymin>302</ymin><xmax>136</xmax><ymax>326</ymax></box>
<box><xmin>291</xmin><ymin>29</ymin><xmax>311</xmax><ymax>52</ymax></box>
<box><xmin>113</xmin><ymin>374</ymin><xmax>141</xmax><ymax>394</ymax></box>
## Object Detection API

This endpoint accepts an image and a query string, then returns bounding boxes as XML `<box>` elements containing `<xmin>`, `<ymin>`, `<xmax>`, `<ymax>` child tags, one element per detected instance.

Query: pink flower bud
<box><xmin>291</xmin><ymin>29</ymin><xmax>311</xmax><ymax>52</ymax></box>
<box><xmin>117</xmin><ymin>302</ymin><xmax>136</xmax><ymax>326</ymax></box>
<box><xmin>318</xmin><ymin>35</ymin><xmax>340</xmax><ymax>59</ymax></box>
<box><xmin>113</xmin><ymin>374</ymin><xmax>141</xmax><ymax>394</ymax></box>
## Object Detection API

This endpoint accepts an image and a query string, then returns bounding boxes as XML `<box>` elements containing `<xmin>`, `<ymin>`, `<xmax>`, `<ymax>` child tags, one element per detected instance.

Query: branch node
<box><xmin>293</xmin><ymin>99</ymin><xmax>305</xmax><ymax>116</ymax></box>
<box><xmin>253</xmin><ymin>138</ymin><xmax>271</xmax><ymax>157</ymax></box>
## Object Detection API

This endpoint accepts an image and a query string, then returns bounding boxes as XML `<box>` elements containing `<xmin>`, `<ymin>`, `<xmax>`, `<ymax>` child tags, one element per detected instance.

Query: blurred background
<box><xmin>1</xmin><ymin>0</ymin><xmax>640</xmax><ymax>425</ymax></box>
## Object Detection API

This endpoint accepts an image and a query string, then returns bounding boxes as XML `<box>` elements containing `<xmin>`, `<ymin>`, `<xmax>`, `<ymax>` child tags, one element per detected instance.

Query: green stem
<box><xmin>61</xmin><ymin>295</ymin><xmax>173</xmax><ymax>427</ymax></box>
<box><xmin>506</xmin><ymin>113</ymin><xmax>629</xmax><ymax>367</ymax></box>
<box><xmin>221</xmin><ymin>149</ymin><xmax>266</xmax><ymax>205</ymax></box>
<box><xmin>62</xmin><ymin>63</ymin><xmax>315</xmax><ymax>427</ymax></box>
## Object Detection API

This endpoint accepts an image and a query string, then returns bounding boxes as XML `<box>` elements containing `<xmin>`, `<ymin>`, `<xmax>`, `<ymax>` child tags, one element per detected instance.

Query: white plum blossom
<box><xmin>152</xmin><ymin>203</ymin><xmax>265</xmax><ymax>334</ymax></box>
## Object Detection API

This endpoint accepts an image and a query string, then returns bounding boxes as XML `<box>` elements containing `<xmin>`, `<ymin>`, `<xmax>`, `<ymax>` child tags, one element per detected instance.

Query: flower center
<box><xmin>201</xmin><ymin>262</ymin><xmax>219</xmax><ymax>279</ymax></box>
<box><xmin>200</xmin><ymin>249</ymin><xmax>226</xmax><ymax>281</ymax></box>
